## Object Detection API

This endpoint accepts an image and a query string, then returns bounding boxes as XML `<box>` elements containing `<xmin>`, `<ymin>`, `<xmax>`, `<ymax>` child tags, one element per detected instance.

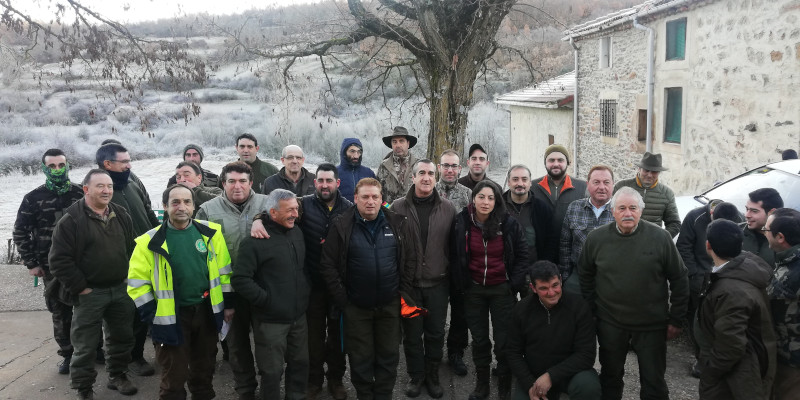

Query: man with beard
<box><xmin>262</xmin><ymin>145</ymin><xmax>316</xmax><ymax>196</ymax></box>
<box><xmin>337</xmin><ymin>138</ymin><xmax>376</xmax><ymax>203</ymax></box>
<box><xmin>502</xmin><ymin>164</ymin><xmax>554</xmax><ymax>265</ymax></box>
<box><xmin>532</xmin><ymin>145</ymin><xmax>587</xmax><ymax>263</ymax></box>
<box><xmin>235</xmin><ymin>133</ymin><xmax>278</xmax><ymax>194</ymax></box>
<box><xmin>165</xmin><ymin>144</ymin><xmax>220</xmax><ymax>188</ymax></box>
<box><xmin>96</xmin><ymin>143</ymin><xmax>158</xmax><ymax>377</ymax></box>
<box><xmin>376</xmin><ymin>126</ymin><xmax>419</xmax><ymax>204</ymax></box>
<box><xmin>742</xmin><ymin>188</ymin><xmax>784</xmax><ymax>267</ymax></box>
<box><xmin>613</xmin><ymin>152</ymin><xmax>681</xmax><ymax>237</ymax></box>
<box><xmin>458</xmin><ymin>144</ymin><xmax>492</xmax><ymax>190</ymax></box>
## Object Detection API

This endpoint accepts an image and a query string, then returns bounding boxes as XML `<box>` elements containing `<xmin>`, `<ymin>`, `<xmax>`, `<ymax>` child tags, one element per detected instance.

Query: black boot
<box><xmin>404</xmin><ymin>375</ymin><xmax>424</xmax><ymax>398</ymax></box>
<box><xmin>425</xmin><ymin>361</ymin><xmax>444</xmax><ymax>398</ymax></box>
<box><xmin>448</xmin><ymin>351</ymin><xmax>468</xmax><ymax>376</ymax></box>
<box><xmin>498</xmin><ymin>373</ymin><xmax>512</xmax><ymax>400</ymax></box>
<box><xmin>468</xmin><ymin>367</ymin><xmax>490</xmax><ymax>400</ymax></box>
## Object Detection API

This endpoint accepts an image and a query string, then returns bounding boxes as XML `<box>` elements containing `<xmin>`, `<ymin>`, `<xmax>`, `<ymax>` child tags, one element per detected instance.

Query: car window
<box><xmin>704</xmin><ymin>167</ymin><xmax>800</xmax><ymax>211</ymax></box>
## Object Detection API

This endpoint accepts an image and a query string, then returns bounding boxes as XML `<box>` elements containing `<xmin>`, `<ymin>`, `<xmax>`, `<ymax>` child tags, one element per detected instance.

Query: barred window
<box><xmin>600</xmin><ymin>99</ymin><xmax>617</xmax><ymax>137</ymax></box>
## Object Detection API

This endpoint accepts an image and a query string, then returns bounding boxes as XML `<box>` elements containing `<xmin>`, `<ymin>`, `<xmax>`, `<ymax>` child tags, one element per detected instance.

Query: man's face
<box><xmin>587</xmin><ymin>169</ymin><xmax>614</xmax><ymax>206</ymax></box>
<box><xmin>473</xmin><ymin>187</ymin><xmax>496</xmax><ymax>218</ymax></box>
<box><xmin>637</xmin><ymin>168</ymin><xmax>660</xmax><ymax>187</ymax></box>
<box><xmin>467</xmin><ymin>150</ymin><xmax>489</xmax><ymax>177</ymax></box>
<box><xmin>175</xmin><ymin>166</ymin><xmax>202</xmax><ymax>187</ymax></box>
<box><xmin>104</xmin><ymin>151</ymin><xmax>132</xmax><ymax>173</ymax></box>
<box><xmin>44</xmin><ymin>155</ymin><xmax>67</xmax><ymax>170</ymax></box>
<box><xmin>391</xmin><ymin>137</ymin><xmax>409</xmax><ymax>157</ymax></box>
<box><xmin>532</xmin><ymin>276</ymin><xmax>562</xmax><ymax>309</ymax></box>
<box><xmin>438</xmin><ymin>154</ymin><xmax>461</xmax><ymax>184</ymax></box>
<box><xmin>315</xmin><ymin>170</ymin><xmax>339</xmax><ymax>202</ymax></box>
<box><xmin>764</xmin><ymin>214</ymin><xmax>781</xmax><ymax>251</ymax></box>
<box><xmin>184</xmin><ymin>149</ymin><xmax>202</xmax><ymax>165</ymax></box>
<box><xmin>223</xmin><ymin>171</ymin><xmax>253</xmax><ymax>203</ymax></box>
<box><xmin>165</xmin><ymin>186</ymin><xmax>194</xmax><ymax>226</ymax></box>
<box><xmin>346</xmin><ymin>145</ymin><xmax>362</xmax><ymax>164</ymax></box>
<box><xmin>281</xmin><ymin>148</ymin><xmax>305</xmax><ymax>174</ymax></box>
<box><xmin>236</xmin><ymin>138</ymin><xmax>259</xmax><ymax>163</ymax></box>
<box><xmin>745</xmin><ymin>200</ymin><xmax>769</xmax><ymax>231</ymax></box>
<box><xmin>355</xmin><ymin>185</ymin><xmax>382</xmax><ymax>221</ymax></box>
<box><xmin>270</xmin><ymin>197</ymin><xmax>299</xmax><ymax>229</ymax></box>
<box><xmin>83</xmin><ymin>173</ymin><xmax>113</xmax><ymax>208</ymax></box>
<box><xmin>413</xmin><ymin>162</ymin><xmax>436</xmax><ymax>197</ymax></box>
<box><xmin>545</xmin><ymin>152</ymin><xmax>567</xmax><ymax>180</ymax></box>
<box><xmin>612</xmin><ymin>193</ymin><xmax>642</xmax><ymax>232</ymax></box>
<box><xmin>507</xmin><ymin>168</ymin><xmax>531</xmax><ymax>197</ymax></box>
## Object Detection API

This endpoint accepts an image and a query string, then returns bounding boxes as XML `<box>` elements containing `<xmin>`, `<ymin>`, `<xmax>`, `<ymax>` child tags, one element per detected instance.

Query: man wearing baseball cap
<box><xmin>166</xmin><ymin>144</ymin><xmax>220</xmax><ymax>188</ymax></box>
<box><xmin>458</xmin><ymin>144</ymin><xmax>493</xmax><ymax>190</ymax></box>
<box><xmin>376</xmin><ymin>126</ymin><xmax>419</xmax><ymax>204</ymax></box>
<box><xmin>613</xmin><ymin>152</ymin><xmax>681</xmax><ymax>238</ymax></box>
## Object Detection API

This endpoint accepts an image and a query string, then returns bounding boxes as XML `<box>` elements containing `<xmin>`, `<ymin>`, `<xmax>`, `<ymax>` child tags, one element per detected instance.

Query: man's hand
<box><xmin>28</xmin><ymin>267</ymin><xmax>45</xmax><ymax>278</ymax></box>
<box><xmin>224</xmin><ymin>309</ymin><xmax>235</xmax><ymax>322</ymax></box>
<box><xmin>528</xmin><ymin>372</ymin><xmax>552</xmax><ymax>399</ymax></box>
<box><xmin>250</xmin><ymin>219</ymin><xmax>270</xmax><ymax>239</ymax></box>
<box><xmin>666</xmin><ymin>324</ymin><xmax>683</xmax><ymax>340</ymax></box>
<box><xmin>79</xmin><ymin>288</ymin><xmax>93</xmax><ymax>295</ymax></box>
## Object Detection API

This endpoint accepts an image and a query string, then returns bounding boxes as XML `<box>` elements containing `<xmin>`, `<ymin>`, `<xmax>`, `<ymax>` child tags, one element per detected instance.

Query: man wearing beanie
<box><xmin>532</xmin><ymin>144</ymin><xmax>587</xmax><ymax>263</ymax></box>
<box><xmin>614</xmin><ymin>152</ymin><xmax>681</xmax><ymax>238</ymax></box>
<box><xmin>376</xmin><ymin>126</ymin><xmax>419</xmax><ymax>204</ymax></box>
<box><xmin>458</xmin><ymin>144</ymin><xmax>493</xmax><ymax>190</ymax></box>
<box><xmin>166</xmin><ymin>144</ymin><xmax>220</xmax><ymax>188</ymax></box>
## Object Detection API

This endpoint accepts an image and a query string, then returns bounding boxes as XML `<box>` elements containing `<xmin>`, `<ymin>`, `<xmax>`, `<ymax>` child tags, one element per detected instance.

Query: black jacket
<box><xmin>298</xmin><ymin>192</ymin><xmax>353</xmax><ymax>289</ymax></box>
<box><xmin>502</xmin><ymin>190</ymin><xmax>555</xmax><ymax>263</ymax></box>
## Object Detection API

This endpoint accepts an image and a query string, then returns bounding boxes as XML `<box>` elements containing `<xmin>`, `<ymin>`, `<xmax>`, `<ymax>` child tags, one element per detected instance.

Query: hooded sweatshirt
<box><xmin>337</xmin><ymin>138</ymin><xmax>376</xmax><ymax>202</ymax></box>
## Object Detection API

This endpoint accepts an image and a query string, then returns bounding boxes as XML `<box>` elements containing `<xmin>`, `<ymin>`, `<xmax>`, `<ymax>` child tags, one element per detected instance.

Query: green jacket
<box><xmin>111</xmin><ymin>176</ymin><xmax>160</xmax><ymax>237</ymax></box>
<box><xmin>190</xmin><ymin>185</ymin><xmax>222</xmax><ymax>216</ymax></box>
<box><xmin>614</xmin><ymin>177</ymin><xmax>681</xmax><ymax>237</ymax></box>
<box><xmin>243</xmin><ymin>157</ymin><xmax>278</xmax><ymax>194</ymax></box>
<box><xmin>196</xmin><ymin>190</ymin><xmax>268</xmax><ymax>267</ymax></box>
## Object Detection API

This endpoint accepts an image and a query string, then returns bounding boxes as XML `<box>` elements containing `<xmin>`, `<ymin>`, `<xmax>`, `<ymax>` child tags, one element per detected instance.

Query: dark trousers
<box><xmin>252</xmin><ymin>315</ymin><xmax>309</xmax><ymax>400</ymax></box>
<box><xmin>43</xmin><ymin>274</ymin><xmax>74</xmax><ymax>358</ymax></box>
<box><xmin>69</xmin><ymin>283</ymin><xmax>134</xmax><ymax>392</ymax></box>
<box><xmin>132</xmin><ymin>311</ymin><xmax>147</xmax><ymax>360</ymax></box>
<box><xmin>153</xmin><ymin>302</ymin><xmax>219</xmax><ymax>400</ymax></box>
<box><xmin>403</xmin><ymin>283</ymin><xmax>449</xmax><ymax>378</ymax></box>
<box><xmin>307</xmin><ymin>288</ymin><xmax>347</xmax><ymax>387</ymax></box>
<box><xmin>687</xmin><ymin>273</ymin><xmax>704</xmax><ymax>358</ymax></box>
<box><xmin>446</xmin><ymin>284</ymin><xmax>469</xmax><ymax>355</ymax></box>
<box><xmin>228</xmin><ymin>297</ymin><xmax>258</xmax><ymax>395</ymax></box>
<box><xmin>464</xmin><ymin>283</ymin><xmax>516</xmax><ymax>374</ymax></box>
<box><xmin>512</xmin><ymin>369</ymin><xmax>601</xmax><ymax>400</ymax></box>
<box><xmin>596</xmin><ymin>319</ymin><xmax>668</xmax><ymax>400</ymax></box>
<box><xmin>344</xmin><ymin>297</ymin><xmax>401</xmax><ymax>400</ymax></box>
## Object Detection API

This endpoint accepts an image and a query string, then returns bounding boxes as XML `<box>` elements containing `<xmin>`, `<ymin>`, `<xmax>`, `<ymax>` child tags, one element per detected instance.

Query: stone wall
<box><xmin>508</xmin><ymin>105</ymin><xmax>573</xmax><ymax>178</ymax></box>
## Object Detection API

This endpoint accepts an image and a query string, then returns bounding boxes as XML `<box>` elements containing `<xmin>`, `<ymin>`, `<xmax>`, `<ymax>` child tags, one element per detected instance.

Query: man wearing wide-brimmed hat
<box><xmin>376</xmin><ymin>126</ymin><xmax>419</xmax><ymax>204</ymax></box>
<box><xmin>613</xmin><ymin>152</ymin><xmax>681</xmax><ymax>237</ymax></box>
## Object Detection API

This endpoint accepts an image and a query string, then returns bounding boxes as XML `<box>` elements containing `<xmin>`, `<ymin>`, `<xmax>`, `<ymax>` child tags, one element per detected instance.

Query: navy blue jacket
<box><xmin>336</xmin><ymin>138</ymin><xmax>376</xmax><ymax>202</ymax></box>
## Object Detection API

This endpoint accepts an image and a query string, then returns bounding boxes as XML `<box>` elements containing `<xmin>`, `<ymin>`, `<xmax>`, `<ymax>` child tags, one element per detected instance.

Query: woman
<box><xmin>451</xmin><ymin>180</ymin><xmax>531</xmax><ymax>400</ymax></box>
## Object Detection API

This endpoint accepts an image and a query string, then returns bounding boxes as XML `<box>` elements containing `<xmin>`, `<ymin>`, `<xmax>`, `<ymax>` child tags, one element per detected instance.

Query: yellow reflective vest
<box><xmin>128</xmin><ymin>220</ymin><xmax>232</xmax><ymax>346</ymax></box>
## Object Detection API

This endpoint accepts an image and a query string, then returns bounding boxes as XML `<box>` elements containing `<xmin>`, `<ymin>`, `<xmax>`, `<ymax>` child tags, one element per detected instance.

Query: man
<box><xmin>13</xmin><ymin>149</ymin><xmax>87</xmax><ymax>374</ymax></box>
<box><xmin>434</xmin><ymin>149</ymin><xmax>471</xmax><ymax>376</ymax></box>
<box><xmin>503</xmin><ymin>164</ymin><xmax>554</xmax><ymax>263</ymax></box>
<box><xmin>695</xmin><ymin>219</ymin><xmax>776</xmax><ymax>399</ymax></box>
<box><xmin>262</xmin><ymin>145</ymin><xmax>316</xmax><ymax>196</ymax></box>
<box><xmin>392</xmin><ymin>160</ymin><xmax>456</xmax><ymax>399</ymax></box>
<box><xmin>234</xmin><ymin>189</ymin><xmax>310</xmax><ymax>400</ymax></box>
<box><xmin>128</xmin><ymin>184</ymin><xmax>234</xmax><ymax>400</ymax></box>
<box><xmin>559</xmin><ymin>165</ymin><xmax>615</xmax><ymax>295</ymax></box>
<box><xmin>337</xmin><ymin>138</ymin><xmax>376</xmax><ymax>203</ymax></box>
<box><xmin>765</xmin><ymin>208</ymin><xmax>800</xmax><ymax>399</ymax></box>
<box><xmin>376</xmin><ymin>126</ymin><xmax>419</xmax><ymax>204</ymax></box>
<box><xmin>613</xmin><ymin>152</ymin><xmax>681</xmax><ymax>237</ymax></box>
<box><xmin>235</xmin><ymin>133</ymin><xmax>278</xmax><ymax>193</ymax></box>
<box><xmin>532</xmin><ymin>144</ymin><xmax>588</xmax><ymax>263</ymax></box>
<box><xmin>49</xmin><ymin>170</ymin><xmax>137</xmax><ymax>399</ymax></box>
<box><xmin>458</xmin><ymin>144</ymin><xmax>491</xmax><ymax>190</ymax></box>
<box><xmin>96</xmin><ymin>142</ymin><xmax>158</xmax><ymax>376</ymax></box>
<box><xmin>506</xmin><ymin>261</ymin><xmax>601</xmax><ymax>400</ymax></box>
<box><xmin>166</xmin><ymin>144</ymin><xmax>220</xmax><ymax>188</ymax></box>
<box><xmin>320</xmin><ymin>178</ymin><xmax>417</xmax><ymax>400</ymax></box>
<box><xmin>197</xmin><ymin>161</ymin><xmax>269</xmax><ymax>400</ymax></box>
<box><xmin>579</xmin><ymin>186</ymin><xmax>688</xmax><ymax>400</ymax></box>
<box><xmin>174</xmin><ymin>161</ymin><xmax>223</xmax><ymax>213</ymax></box>
<box><xmin>743</xmin><ymin>187</ymin><xmax>784</xmax><ymax>267</ymax></box>
<box><xmin>298</xmin><ymin>164</ymin><xmax>352</xmax><ymax>400</ymax></box>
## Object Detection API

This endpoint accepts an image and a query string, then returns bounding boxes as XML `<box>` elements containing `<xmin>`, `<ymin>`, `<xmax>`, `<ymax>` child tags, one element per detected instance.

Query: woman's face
<box><xmin>473</xmin><ymin>187</ymin><xmax>496</xmax><ymax>219</ymax></box>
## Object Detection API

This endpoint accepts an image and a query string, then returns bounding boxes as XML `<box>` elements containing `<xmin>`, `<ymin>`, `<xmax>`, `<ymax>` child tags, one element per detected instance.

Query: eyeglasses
<box><xmin>761</xmin><ymin>227</ymin><xmax>771</xmax><ymax>232</ymax></box>
<box><xmin>283</xmin><ymin>155</ymin><xmax>303</xmax><ymax>161</ymax></box>
<box><xmin>110</xmin><ymin>159</ymin><xmax>131</xmax><ymax>165</ymax></box>
<box><xmin>439</xmin><ymin>163</ymin><xmax>460</xmax><ymax>170</ymax></box>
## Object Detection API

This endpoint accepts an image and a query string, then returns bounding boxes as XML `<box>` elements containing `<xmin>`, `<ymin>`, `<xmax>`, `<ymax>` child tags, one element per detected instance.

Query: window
<box><xmin>664</xmin><ymin>88</ymin><xmax>682</xmax><ymax>143</ymax></box>
<box><xmin>666</xmin><ymin>18</ymin><xmax>686</xmax><ymax>60</ymax></box>
<box><xmin>600</xmin><ymin>99</ymin><xmax>617</xmax><ymax>137</ymax></box>
<box><xmin>599</xmin><ymin>36</ymin><xmax>612</xmax><ymax>68</ymax></box>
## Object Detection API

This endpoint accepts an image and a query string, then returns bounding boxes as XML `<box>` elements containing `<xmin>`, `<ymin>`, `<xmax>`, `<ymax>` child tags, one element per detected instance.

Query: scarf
<box><xmin>107</xmin><ymin>169</ymin><xmax>131</xmax><ymax>191</ymax></box>
<box><xmin>42</xmin><ymin>162</ymin><xmax>71</xmax><ymax>195</ymax></box>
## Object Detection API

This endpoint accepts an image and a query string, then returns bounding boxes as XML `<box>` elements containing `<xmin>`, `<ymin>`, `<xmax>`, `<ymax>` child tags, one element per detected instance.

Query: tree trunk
<box><xmin>425</xmin><ymin>59</ymin><xmax>479</xmax><ymax>163</ymax></box>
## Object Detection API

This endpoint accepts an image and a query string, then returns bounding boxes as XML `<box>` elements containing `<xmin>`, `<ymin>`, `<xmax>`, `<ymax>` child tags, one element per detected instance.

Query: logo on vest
<box><xmin>195</xmin><ymin>239</ymin><xmax>208</xmax><ymax>253</ymax></box>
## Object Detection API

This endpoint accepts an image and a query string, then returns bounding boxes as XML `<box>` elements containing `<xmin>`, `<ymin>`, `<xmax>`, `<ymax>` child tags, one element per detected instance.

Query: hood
<box><xmin>340</xmin><ymin>138</ymin><xmax>363</xmax><ymax>167</ymax></box>
<box><xmin>716</xmin><ymin>252</ymin><xmax>773</xmax><ymax>289</ymax></box>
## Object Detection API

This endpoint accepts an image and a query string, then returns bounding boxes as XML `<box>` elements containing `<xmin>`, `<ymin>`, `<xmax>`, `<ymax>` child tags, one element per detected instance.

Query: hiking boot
<box><xmin>404</xmin><ymin>376</ymin><xmax>424</xmax><ymax>397</ymax></box>
<box><xmin>128</xmin><ymin>358</ymin><xmax>155</xmax><ymax>376</ymax></box>
<box><xmin>95</xmin><ymin>348</ymin><xmax>105</xmax><ymax>364</ymax></box>
<box><xmin>498</xmin><ymin>374</ymin><xmax>512</xmax><ymax>400</ymax></box>
<box><xmin>307</xmin><ymin>384</ymin><xmax>322</xmax><ymax>399</ymax></box>
<box><xmin>468</xmin><ymin>368</ymin><xmax>490</xmax><ymax>400</ymax></box>
<box><xmin>107</xmin><ymin>374</ymin><xmax>138</xmax><ymax>395</ymax></box>
<box><xmin>448</xmin><ymin>351</ymin><xmax>467</xmax><ymax>376</ymax></box>
<box><xmin>75</xmin><ymin>390</ymin><xmax>94</xmax><ymax>400</ymax></box>
<box><xmin>327</xmin><ymin>380</ymin><xmax>348</xmax><ymax>400</ymax></box>
<box><xmin>425</xmin><ymin>361</ymin><xmax>444</xmax><ymax>399</ymax></box>
<box><xmin>691</xmin><ymin>360</ymin><xmax>702</xmax><ymax>379</ymax></box>
<box><xmin>58</xmin><ymin>356</ymin><xmax>71</xmax><ymax>375</ymax></box>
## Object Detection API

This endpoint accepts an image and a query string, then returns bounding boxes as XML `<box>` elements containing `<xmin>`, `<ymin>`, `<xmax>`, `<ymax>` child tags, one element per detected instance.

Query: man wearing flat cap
<box><xmin>377</xmin><ymin>126</ymin><xmax>419</xmax><ymax>204</ymax></box>
<box><xmin>614</xmin><ymin>152</ymin><xmax>681</xmax><ymax>238</ymax></box>
<box><xmin>166</xmin><ymin>144</ymin><xmax>220</xmax><ymax>188</ymax></box>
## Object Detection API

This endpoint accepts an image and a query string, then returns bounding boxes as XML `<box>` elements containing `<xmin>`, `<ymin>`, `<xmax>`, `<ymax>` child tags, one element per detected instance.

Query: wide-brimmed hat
<box><xmin>382</xmin><ymin>126</ymin><xmax>417</xmax><ymax>149</ymax></box>
<box><xmin>636</xmin><ymin>152</ymin><xmax>668</xmax><ymax>171</ymax></box>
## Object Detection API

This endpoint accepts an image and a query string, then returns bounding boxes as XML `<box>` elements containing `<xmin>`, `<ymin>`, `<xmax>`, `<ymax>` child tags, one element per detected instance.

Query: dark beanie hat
<box><xmin>183</xmin><ymin>144</ymin><xmax>204</xmax><ymax>162</ymax></box>
<box><xmin>544</xmin><ymin>144</ymin><xmax>570</xmax><ymax>163</ymax></box>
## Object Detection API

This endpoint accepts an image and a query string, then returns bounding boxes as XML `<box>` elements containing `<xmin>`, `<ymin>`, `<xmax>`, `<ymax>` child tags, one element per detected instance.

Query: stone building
<box><xmin>561</xmin><ymin>0</ymin><xmax>799</xmax><ymax>195</ymax></box>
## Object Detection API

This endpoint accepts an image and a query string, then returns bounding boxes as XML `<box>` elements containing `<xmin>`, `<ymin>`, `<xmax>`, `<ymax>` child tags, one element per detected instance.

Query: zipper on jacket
<box><xmin>482</xmin><ymin>238</ymin><xmax>488</xmax><ymax>285</ymax></box>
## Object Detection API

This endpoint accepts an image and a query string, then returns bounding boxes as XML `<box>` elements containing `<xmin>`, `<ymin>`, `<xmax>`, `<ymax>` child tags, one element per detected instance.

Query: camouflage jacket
<box><xmin>768</xmin><ymin>244</ymin><xmax>800</xmax><ymax>368</ymax></box>
<box><xmin>435</xmin><ymin>181</ymin><xmax>471</xmax><ymax>214</ymax></box>
<box><xmin>376</xmin><ymin>151</ymin><xmax>418</xmax><ymax>204</ymax></box>
<box><xmin>13</xmin><ymin>183</ymin><xmax>84</xmax><ymax>270</ymax></box>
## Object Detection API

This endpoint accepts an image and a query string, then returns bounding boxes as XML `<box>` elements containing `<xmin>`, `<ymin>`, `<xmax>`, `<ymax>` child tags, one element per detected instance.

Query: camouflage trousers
<box><xmin>43</xmin><ymin>275</ymin><xmax>102</xmax><ymax>358</ymax></box>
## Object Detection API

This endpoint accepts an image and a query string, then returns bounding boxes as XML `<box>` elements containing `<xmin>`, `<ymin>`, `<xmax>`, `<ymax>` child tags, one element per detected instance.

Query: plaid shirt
<box><xmin>559</xmin><ymin>198</ymin><xmax>614</xmax><ymax>278</ymax></box>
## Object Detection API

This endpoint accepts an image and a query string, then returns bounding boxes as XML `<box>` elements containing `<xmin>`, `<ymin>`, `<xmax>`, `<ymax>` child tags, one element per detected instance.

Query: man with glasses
<box><xmin>262</xmin><ymin>145</ymin><xmax>316</xmax><ymax>196</ymax></box>
<box><xmin>458</xmin><ymin>144</ymin><xmax>492</xmax><ymax>190</ymax></box>
<box><xmin>613</xmin><ymin>152</ymin><xmax>681</xmax><ymax>238</ymax></box>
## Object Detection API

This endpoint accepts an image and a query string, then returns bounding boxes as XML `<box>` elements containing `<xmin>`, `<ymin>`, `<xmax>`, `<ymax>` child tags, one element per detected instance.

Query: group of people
<box><xmin>12</xmin><ymin>128</ymin><xmax>800</xmax><ymax>400</ymax></box>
